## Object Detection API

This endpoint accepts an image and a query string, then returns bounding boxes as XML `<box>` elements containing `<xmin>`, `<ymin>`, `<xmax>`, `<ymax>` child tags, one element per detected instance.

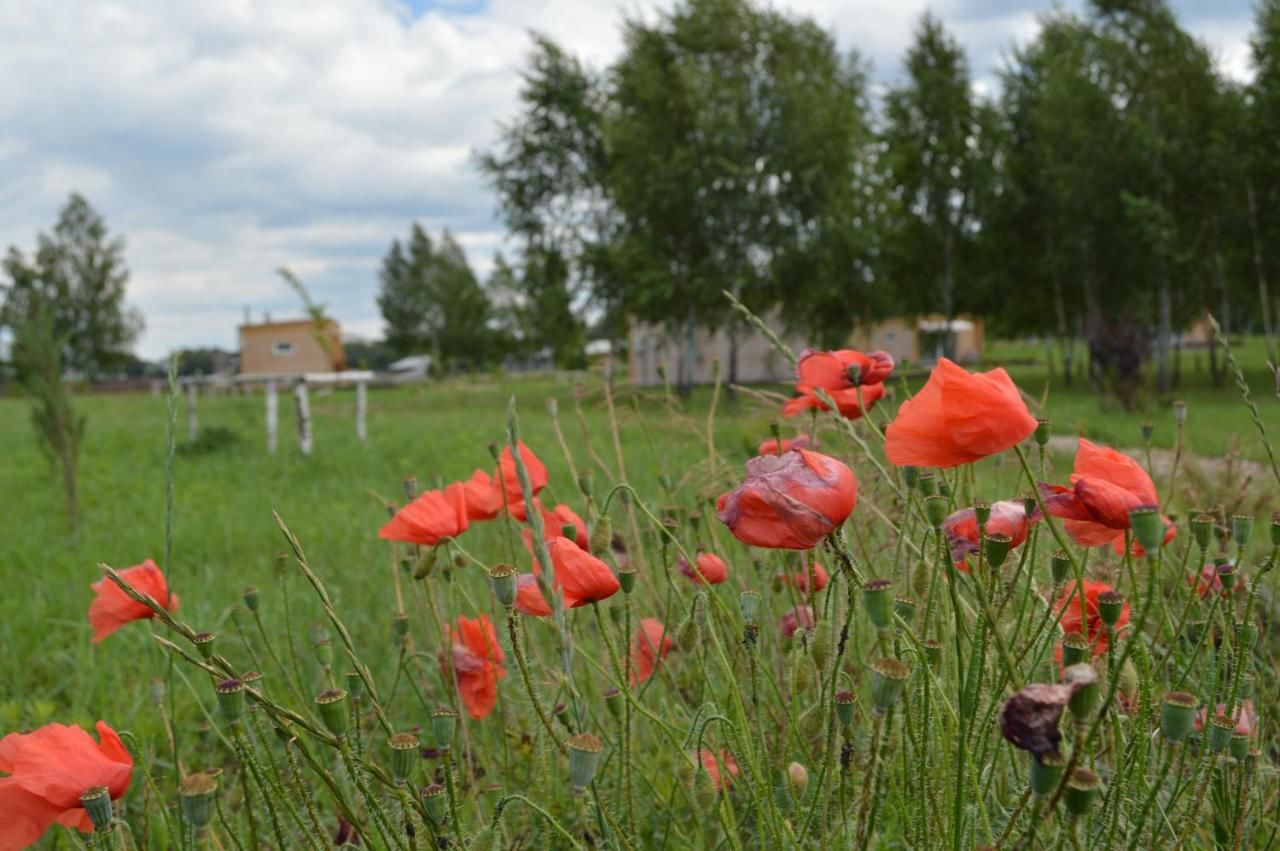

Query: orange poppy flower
<box><xmin>631</xmin><ymin>618</ymin><xmax>673</xmax><ymax>685</ymax></box>
<box><xmin>0</xmin><ymin>720</ymin><xmax>133</xmax><ymax>848</ymax></box>
<box><xmin>88</xmin><ymin>560</ymin><xmax>178</xmax><ymax>643</ymax></box>
<box><xmin>780</xmin><ymin>604</ymin><xmax>815</xmax><ymax>638</ymax></box>
<box><xmin>694</xmin><ymin>748</ymin><xmax>740</xmax><ymax>792</ymax></box>
<box><xmin>778</xmin><ymin>562</ymin><xmax>829</xmax><ymax>592</ymax></box>
<box><xmin>717</xmin><ymin>449</ymin><xmax>858</xmax><ymax>550</ymax></box>
<box><xmin>943</xmin><ymin>500</ymin><xmax>1038</xmax><ymax>565</ymax></box>
<box><xmin>514</xmin><ymin>574</ymin><xmax>552</xmax><ymax>618</ymax></box>
<box><xmin>493</xmin><ymin>442</ymin><xmax>549</xmax><ymax>506</ymax></box>
<box><xmin>679</xmin><ymin>552</ymin><xmax>728</xmax><ymax>585</ymax></box>
<box><xmin>782</xmin><ymin>349</ymin><xmax>893</xmax><ymax>419</ymax></box>
<box><xmin>756</xmin><ymin>434</ymin><xmax>812</xmax><ymax>456</ymax></box>
<box><xmin>1039</xmin><ymin>439</ymin><xmax>1175</xmax><ymax>552</ymax></box>
<box><xmin>379</xmin><ymin>482</ymin><xmax>469</xmax><ymax>546</ymax></box>
<box><xmin>522</xmin><ymin>503</ymin><xmax>589</xmax><ymax>552</ymax></box>
<box><xmin>459</xmin><ymin>469</ymin><xmax>503</xmax><ymax>521</ymax></box>
<box><xmin>884</xmin><ymin>358</ymin><xmax>1037</xmax><ymax>468</ymax></box>
<box><xmin>536</xmin><ymin>537</ymin><xmax>620</xmax><ymax>608</ymax></box>
<box><xmin>1054</xmin><ymin>580</ymin><xmax>1130</xmax><ymax>659</ymax></box>
<box><xmin>447</xmin><ymin>615</ymin><xmax>505</xmax><ymax>720</ymax></box>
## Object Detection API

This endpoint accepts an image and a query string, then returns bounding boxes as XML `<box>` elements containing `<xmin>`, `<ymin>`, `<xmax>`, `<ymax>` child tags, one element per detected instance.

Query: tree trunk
<box><xmin>355</xmin><ymin>380</ymin><xmax>368</xmax><ymax>444</ymax></box>
<box><xmin>1247</xmin><ymin>179</ymin><xmax>1275</xmax><ymax>364</ymax></box>
<box><xmin>266</xmin><ymin>381</ymin><xmax>279</xmax><ymax>454</ymax></box>
<box><xmin>295</xmin><ymin>381</ymin><xmax>313</xmax><ymax>456</ymax></box>
<box><xmin>1156</xmin><ymin>276</ymin><xmax>1172</xmax><ymax>393</ymax></box>
<box><xmin>941</xmin><ymin>228</ymin><xmax>956</xmax><ymax>360</ymax></box>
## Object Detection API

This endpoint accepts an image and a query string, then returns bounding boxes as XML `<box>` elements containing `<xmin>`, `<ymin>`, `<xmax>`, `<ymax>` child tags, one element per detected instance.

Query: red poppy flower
<box><xmin>1188</xmin><ymin>564</ymin><xmax>1241</xmax><ymax>599</ymax></box>
<box><xmin>88</xmin><ymin>560</ymin><xmax>179</xmax><ymax>644</ymax></box>
<box><xmin>514</xmin><ymin>574</ymin><xmax>553</xmax><ymax>617</ymax></box>
<box><xmin>679</xmin><ymin>553</ymin><xmax>728</xmax><ymax>585</ymax></box>
<box><xmin>0</xmin><ymin>720</ymin><xmax>133</xmax><ymax>848</ymax></box>
<box><xmin>1054</xmin><ymin>580</ymin><xmax>1130</xmax><ymax>659</ymax></box>
<box><xmin>493</xmin><ymin>442</ymin><xmax>549</xmax><ymax>506</ymax></box>
<box><xmin>943</xmin><ymin>500</ymin><xmax>1038</xmax><ymax>566</ymax></box>
<box><xmin>1194</xmin><ymin>699</ymin><xmax>1256</xmax><ymax>738</ymax></box>
<box><xmin>778</xmin><ymin>562</ymin><xmax>829</xmax><ymax>592</ymax></box>
<box><xmin>756</xmin><ymin>434</ymin><xmax>812</xmax><ymax>456</ymax></box>
<box><xmin>884</xmin><ymin>358</ymin><xmax>1037</xmax><ymax>468</ymax></box>
<box><xmin>694</xmin><ymin>749</ymin><xmax>740</xmax><ymax>792</ymax></box>
<box><xmin>380</xmin><ymin>482</ymin><xmax>469</xmax><ymax>546</ymax></box>
<box><xmin>631</xmin><ymin>618</ymin><xmax>673</xmax><ymax>685</ymax></box>
<box><xmin>782</xmin><ymin>349</ymin><xmax>893</xmax><ymax>419</ymax></box>
<box><xmin>780</xmin><ymin>605</ymin><xmax>815</xmax><ymax>638</ymax></box>
<box><xmin>1039</xmin><ymin>439</ymin><xmax>1176</xmax><ymax>553</ymax></box>
<box><xmin>459</xmin><ymin>469</ymin><xmax>503</xmax><ymax>521</ymax></box>
<box><xmin>538</xmin><ymin>538</ymin><xmax>620</xmax><ymax>608</ymax></box>
<box><xmin>522</xmin><ymin>503</ymin><xmax>589</xmax><ymax>552</ymax></box>
<box><xmin>447</xmin><ymin>615</ymin><xmax>505</xmax><ymax>720</ymax></box>
<box><xmin>716</xmin><ymin>450</ymin><xmax>858</xmax><ymax>550</ymax></box>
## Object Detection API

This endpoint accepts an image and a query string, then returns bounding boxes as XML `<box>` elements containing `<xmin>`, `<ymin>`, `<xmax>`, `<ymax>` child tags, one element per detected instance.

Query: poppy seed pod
<box><xmin>863</xmin><ymin>579</ymin><xmax>894</xmax><ymax>631</ymax></box>
<box><xmin>739</xmin><ymin>591</ymin><xmax>761</xmax><ymax>622</ymax></box>
<box><xmin>1128</xmin><ymin>507</ymin><xmax>1165</xmax><ymax>554</ymax></box>
<box><xmin>618</xmin><ymin>562</ymin><xmax>638</xmax><ymax>595</ymax></box>
<box><xmin>1063</xmin><ymin>768</ymin><xmax>1101</xmax><ymax>816</ymax></box>
<box><xmin>1208</xmin><ymin>714</ymin><xmax>1235</xmax><ymax>753</ymax></box>
<box><xmin>1064</xmin><ymin>665</ymin><xmax>1100</xmax><ymax>721</ymax></box>
<box><xmin>1029</xmin><ymin>750</ymin><xmax>1067</xmax><ymax>797</ymax></box>
<box><xmin>901</xmin><ymin>465</ymin><xmax>920</xmax><ymax>491</ymax></box>
<box><xmin>345</xmin><ymin>669</ymin><xmax>363</xmax><ymax>701</ymax></box>
<box><xmin>1239</xmin><ymin>671</ymin><xmax>1256</xmax><ymax>699</ymax></box>
<box><xmin>1230</xmin><ymin>732</ymin><xmax>1249</xmax><ymax>762</ymax></box>
<box><xmin>1097</xmin><ymin>591</ymin><xmax>1125</xmax><ymax>630</ymax></box>
<box><xmin>1191</xmin><ymin>514</ymin><xmax>1215</xmax><ymax>551</ymax></box>
<box><xmin>925</xmin><ymin>495</ymin><xmax>948</xmax><ymax>530</ymax></box>
<box><xmin>389</xmin><ymin>733</ymin><xmax>420</xmax><ymax>783</ymax></box>
<box><xmin>1232</xmin><ymin>515</ymin><xmax>1254</xmax><ymax>549</ymax></box>
<box><xmin>315</xmin><ymin>689</ymin><xmax>348</xmax><ymax>737</ymax></box>
<box><xmin>421</xmin><ymin>783</ymin><xmax>447</xmax><ymax>826</ymax></box>
<box><xmin>1161</xmin><ymin>693</ymin><xmax>1198</xmax><ymax>743</ymax></box>
<box><xmin>80</xmin><ymin>786</ymin><xmax>113</xmax><ymax>831</ymax></box>
<box><xmin>1216</xmin><ymin>561</ymin><xmax>1236</xmax><ymax>592</ymax></box>
<box><xmin>242</xmin><ymin>586</ymin><xmax>259</xmax><ymax>612</ymax></box>
<box><xmin>894</xmin><ymin>597</ymin><xmax>917</xmax><ymax>625</ymax></box>
<box><xmin>215</xmin><ymin>678</ymin><xmax>246</xmax><ymax>724</ymax></box>
<box><xmin>1061</xmin><ymin>632</ymin><xmax>1089</xmax><ymax>667</ymax></box>
<box><xmin>488</xmin><ymin>563</ymin><xmax>517</xmax><ymax>609</ymax></box>
<box><xmin>392</xmin><ymin>612</ymin><xmax>410</xmax><ymax>644</ymax></box>
<box><xmin>918</xmin><ymin>473</ymin><xmax>938</xmax><ymax>497</ymax></box>
<box><xmin>1050</xmin><ymin>551</ymin><xmax>1070</xmax><ymax>586</ymax></box>
<box><xmin>178</xmin><ymin>772</ymin><xmax>219</xmax><ymax>829</ymax></box>
<box><xmin>192</xmin><ymin>632</ymin><xmax>216</xmax><ymax>660</ymax></box>
<box><xmin>589</xmin><ymin>517</ymin><xmax>612</xmax><ymax>556</ymax></box>
<box><xmin>241</xmin><ymin>670</ymin><xmax>263</xmax><ymax>688</ymax></box>
<box><xmin>985</xmin><ymin>533</ymin><xmax>1013</xmax><ymax>570</ymax></box>
<box><xmin>432</xmin><ymin>708</ymin><xmax>458</xmax><ymax>751</ymax></box>
<box><xmin>974</xmin><ymin>502</ymin><xmax>992</xmax><ymax>529</ymax></box>
<box><xmin>1034</xmin><ymin>418</ymin><xmax>1051</xmax><ymax>447</ymax></box>
<box><xmin>604</xmin><ymin>688</ymin><xmax>623</xmax><ymax>720</ymax></box>
<box><xmin>834</xmin><ymin>691</ymin><xmax>856</xmax><ymax>728</ymax></box>
<box><xmin>312</xmin><ymin>639</ymin><xmax>334</xmax><ymax>670</ymax></box>
<box><xmin>923</xmin><ymin>639</ymin><xmax>943</xmax><ymax>670</ymax></box>
<box><xmin>567</xmin><ymin>733</ymin><xmax>605</xmax><ymax>791</ymax></box>
<box><xmin>868</xmin><ymin>657</ymin><xmax>911</xmax><ymax>714</ymax></box>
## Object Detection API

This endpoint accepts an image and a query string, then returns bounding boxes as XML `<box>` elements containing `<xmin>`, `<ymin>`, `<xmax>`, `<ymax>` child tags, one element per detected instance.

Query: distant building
<box><xmin>627</xmin><ymin>314</ymin><xmax>984</xmax><ymax>386</ymax></box>
<box><xmin>238</xmin><ymin>318</ymin><xmax>345</xmax><ymax>378</ymax></box>
<box><xmin>387</xmin><ymin>354</ymin><xmax>433</xmax><ymax>384</ymax></box>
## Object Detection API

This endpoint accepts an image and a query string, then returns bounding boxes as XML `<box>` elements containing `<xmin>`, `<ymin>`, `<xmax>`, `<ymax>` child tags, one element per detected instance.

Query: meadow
<box><xmin>2</xmin><ymin>336</ymin><xmax>1278</xmax><ymax>849</ymax></box>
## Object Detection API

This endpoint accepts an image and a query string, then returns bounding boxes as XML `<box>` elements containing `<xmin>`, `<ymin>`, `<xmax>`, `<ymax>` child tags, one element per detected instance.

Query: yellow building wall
<box><xmin>238</xmin><ymin>320</ymin><xmax>345</xmax><ymax>376</ymax></box>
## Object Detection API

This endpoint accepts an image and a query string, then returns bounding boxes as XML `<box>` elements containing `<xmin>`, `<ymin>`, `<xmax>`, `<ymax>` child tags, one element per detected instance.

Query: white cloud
<box><xmin>0</xmin><ymin>0</ymin><xmax>1255</xmax><ymax>358</ymax></box>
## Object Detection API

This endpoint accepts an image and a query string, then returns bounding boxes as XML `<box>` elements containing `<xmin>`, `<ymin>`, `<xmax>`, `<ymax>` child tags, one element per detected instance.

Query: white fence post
<box><xmin>265</xmin><ymin>381</ymin><xmax>278</xmax><ymax>455</ymax></box>
<box><xmin>185</xmin><ymin>381</ymin><xmax>198</xmax><ymax>441</ymax></box>
<box><xmin>294</xmin><ymin>380</ymin><xmax>313</xmax><ymax>456</ymax></box>
<box><xmin>356</xmin><ymin>380</ymin><xmax>368</xmax><ymax>444</ymax></box>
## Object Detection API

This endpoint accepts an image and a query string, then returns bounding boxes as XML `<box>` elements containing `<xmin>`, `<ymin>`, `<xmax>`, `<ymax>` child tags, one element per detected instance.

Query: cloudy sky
<box><xmin>0</xmin><ymin>0</ymin><xmax>1257</xmax><ymax>359</ymax></box>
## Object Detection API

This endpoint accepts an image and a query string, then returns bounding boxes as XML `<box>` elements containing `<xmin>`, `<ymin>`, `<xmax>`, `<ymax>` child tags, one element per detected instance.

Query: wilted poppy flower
<box><xmin>1054</xmin><ymin>580</ymin><xmax>1130</xmax><ymax>659</ymax></box>
<box><xmin>694</xmin><ymin>749</ymin><xmax>740</xmax><ymax>792</ymax></box>
<box><xmin>459</xmin><ymin>469</ymin><xmax>503</xmax><ymax>521</ymax></box>
<box><xmin>716</xmin><ymin>450</ymin><xmax>858</xmax><ymax>550</ymax></box>
<box><xmin>999</xmin><ymin>666</ymin><xmax>1098</xmax><ymax>759</ymax></box>
<box><xmin>780</xmin><ymin>605</ymin><xmax>815</xmax><ymax>638</ymax></box>
<box><xmin>1039</xmin><ymin>439</ymin><xmax>1176</xmax><ymax>554</ymax></box>
<box><xmin>884</xmin><ymin>358</ymin><xmax>1037</xmax><ymax>468</ymax></box>
<box><xmin>539</xmin><ymin>538</ymin><xmax>620</xmax><ymax>608</ymax></box>
<box><xmin>782</xmin><ymin>349</ymin><xmax>893</xmax><ymax>419</ymax></box>
<box><xmin>943</xmin><ymin>500</ymin><xmax>1039</xmax><ymax>566</ymax></box>
<box><xmin>779</xmin><ymin>562</ymin><xmax>829</xmax><ymax>592</ymax></box>
<box><xmin>756</xmin><ymin>434</ymin><xmax>812</xmax><ymax>456</ymax></box>
<box><xmin>514</xmin><ymin>574</ymin><xmax>552</xmax><ymax>618</ymax></box>
<box><xmin>448</xmin><ymin>615</ymin><xmax>505</xmax><ymax>719</ymax></box>
<box><xmin>89</xmin><ymin>560</ymin><xmax>179</xmax><ymax>643</ymax></box>
<box><xmin>1194</xmin><ymin>699</ymin><xmax>1256</xmax><ymax>737</ymax></box>
<box><xmin>679</xmin><ymin>553</ymin><xmax>728</xmax><ymax>585</ymax></box>
<box><xmin>631</xmin><ymin>618</ymin><xmax>673</xmax><ymax>685</ymax></box>
<box><xmin>494</xmin><ymin>442</ymin><xmax>549</xmax><ymax>505</ymax></box>
<box><xmin>0</xmin><ymin>720</ymin><xmax>133</xmax><ymax>848</ymax></box>
<box><xmin>522</xmin><ymin>503</ymin><xmax>589</xmax><ymax>552</ymax></box>
<box><xmin>380</xmin><ymin>483</ymin><xmax>469</xmax><ymax>546</ymax></box>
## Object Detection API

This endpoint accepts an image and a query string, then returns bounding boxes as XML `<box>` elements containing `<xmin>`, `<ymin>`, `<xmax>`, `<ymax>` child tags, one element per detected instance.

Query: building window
<box><xmin>272</xmin><ymin>341</ymin><xmax>295</xmax><ymax>356</ymax></box>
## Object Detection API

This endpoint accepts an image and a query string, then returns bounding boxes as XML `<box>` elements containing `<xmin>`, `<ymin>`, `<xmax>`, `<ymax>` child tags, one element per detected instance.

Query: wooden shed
<box><xmin>238</xmin><ymin>318</ymin><xmax>345</xmax><ymax>378</ymax></box>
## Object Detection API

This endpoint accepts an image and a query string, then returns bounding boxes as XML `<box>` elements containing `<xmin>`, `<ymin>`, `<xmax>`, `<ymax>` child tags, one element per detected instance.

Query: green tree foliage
<box><xmin>1248</xmin><ymin>0</ymin><xmax>1280</xmax><ymax>359</ymax></box>
<box><xmin>1</xmin><ymin>194</ymin><xmax>142</xmax><ymax>379</ymax></box>
<box><xmin>376</xmin><ymin>226</ymin><xmax>493</xmax><ymax>372</ymax></box>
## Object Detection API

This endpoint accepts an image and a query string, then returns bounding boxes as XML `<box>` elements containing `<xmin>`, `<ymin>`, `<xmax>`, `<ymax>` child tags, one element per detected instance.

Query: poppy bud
<box><xmin>1231</xmin><ymin>515</ymin><xmax>1253</xmax><ymax>549</ymax></box>
<box><xmin>739</xmin><ymin>591</ymin><xmax>761</xmax><ymax>622</ymax></box>
<box><xmin>1063</xmin><ymin>768</ymin><xmax>1101</xmax><ymax>816</ymax></box>
<box><xmin>421</xmin><ymin>783</ymin><xmax>448</xmax><ymax>826</ymax></box>
<box><xmin>1140</xmin><ymin>422</ymin><xmax>1154</xmax><ymax>443</ymax></box>
<box><xmin>589</xmin><ymin>518</ymin><xmax>612</xmax><ymax>556</ymax></box>
<box><xmin>911</xmin><ymin>560</ymin><xmax>930</xmax><ymax>598</ymax></box>
<box><xmin>868</xmin><ymin>658</ymin><xmax>910</xmax><ymax>714</ymax></box>
<box><xmin>1029</xmin><ymin>750</ymin><xmax>1067</xmax><ymax>797</ymax></box>
<box><xmin>403</xmin><ymin>475</ymin><xmax>419</xmax><ymax>500</ymax></box>
<box><xmin>862</xmin><ymin>579</ymin><xmax>894</xmax><ymax>631</ymax></box>
<box><xmin>1128</xmin><ymin>506</ymin><xmax>1164</xmax><ymax>554</ymax></box>
<box><xmin>901</xmin><ymin>466</ymin><xmax>920</xmax><ymax>491</ymax></box>
<box><xmin>790</xmin><ymin>644</ymin><xmax>815</xmax><ymax>694</ymax></box>
<box><xmin>923</xmin><ymin>639</ymin><xmax>943</xmax><ymax>670</ymax></box>
<box><xmin>692</xmin><ymin>592</ymin><xmax>707</xmax><ymax>627</ymax></box>
<box><xmin>618</xmin><ymin>562</ymin><xmax>638</xmax><ymax>595</ymax></box>
<box><xmin>1022</xmin><ymin>493</ymin><xmax>1038</xmax><ymax>518</ymax></box>
<box><xmin>389</xmin><ymin>733</ymin><xmax>420</xmax><ymax>784</ymax></box>
<box><xmin>178</xmin><ymin>772</ymin><xmax>218</xmax><ymax>829</ymax></box>
<box><xmin>1050</xmin><ymin>550</ymin><xmax>1070</xmax><ymax>586</ymax></box>
<box><xmin>1229</xmin><ymin>732</ymin><xmax>1249</xmax><ymax>762</ymax></box>
<box><xmin>604</xmin><ymin>688</ymin><xmax>623</xmax><ymax>720</ymax></box>
<box><xmin>918</xmin><ymin>473</ymin><xmax>938</xmax><ymax>497</ymax></box>
<box><xmin>1173</xmin><ymin>400</ymin><xmax>1187</xmax><ymax>426</ymax></box>
<box><xmin>567</xmin><ymin>733</ymin><xmax>604</xmax><ymax>791</ymax></box>
<box><xmin>215</xmin><ymin>678</ymin><xmax>245</xmax><ymax>724</ymax></box>
<box><xmin>488</xmin><ymin>564</ymin><xmax>517</xmax><ymax>609</ymax></box>
<box><xmin>810</xmin><ymin>626</ymin><xmax>832</xmax><ymax>671</ymax></box>
<box><xmin>469</xmin><ymin>825</ymin><xmax>499</xmax><ymax>851</ymax></box>
<box><xmin>81</xmin><ymin>786</ymin><xmax>113</xmax><ymax>832</ymax></box>
<box><xmin>925</xmin><ymin>495</ymin><xmax>948</xmax><ymax>529</ymax></box>
<box><xmin>345</xmin><ymin>669</ymin><xmax>363</xmax><ymax>701</ymax></box>
<box><xmin>985</xmin><ymin>533</ymin><xmax>1013</xmax><ymax>570</ymax></box>
<box><xmin>894</xmin><ymin>597</ymin><xmax>917</xmax><ymax>625</ymax></box>
<box><xmin>193</xmin><ymin>632</ymin><xmax>216</xmax><ymax>660</ymax></box>
<box><xmin>242</xmin><ymin>586</ymin><xmax>260</xmax><ymax>612</ymax></box>
<box><xmin>1217</xmin><ymin>561</ymin><xmax>1236</xmax><ymax>591</ymax></box>
<box><xmin>1064</xmin><ymin>665</ymin><xmax>1100</xmax><ymax>721</ymax></box>
<box><xmin>692</xmin><ymin>766</ymin><xmax>718</xmax><ymax>811</ymax></box>
<box><xmin>1097</xmin><ymin>591</ymin><xmax>1125</xmax><ymax>629</ymax></box>
<box><xmin>392</xmin><ymin>612</ymin><xmax>410</xmax><ymax>645</ymax></box>
<box><xmin>1208</xmin><ymin>714</ymin><xmax>1235</xmax><ymax>753</ymax></box>
<box><xmin>1061</xmin><ymin>632</ymin><xmax>1089</xmax><ymax>667</ymax></box>
<box><xmin>312</xmin><ymin>639</ymin><xmax>334</xmax><ymax>670</ymax></box>
<box><xmin>717</xmin><ymin>449</ymin><xmax>857</xmax><ymax>550</ymax></box>
<box><xmin>413</xmin><ymin>546</ymin><xmax>438</xmax><ymax>580</ymax></box>
<box><xmin>1034</xmin><ymin>419</ymin><xmax>1051</xmax><ymax>447</ymax></box>
<box><xmin>315</xmin><ymin>689</ymin><xmax>348</xmax><ymax>737</ymax></box>
<box><xmin>553</xmin><ymin>703</ymin><xmax>573</xmax><ymax>733</ymax></box>
<box><xmin>974</xmin><ymin>502</ymin><xmax>992</xmax><ymax>529</ymax></box>
<box><xmin>835</xmin><ymin>691</ymin><xmax>856</xmax><ymax>728</ymax></box>
<box><xmin>1161</xmin><ymin>692</ymin><xmax>1197</xmax><ymax>743</ymax></box>
<box><xmin>432</xmin><ymin>708</ymin><xmax>458</xmax><ymax>752</ymax></box>
<box><xmin>787</xmin><ymin>761</ymin><xmax>808</xmax><ymax>795</ymax></box>
<box><xmin>1192</xmin><ymin>514</ymin><xmax>1215</xmax><ymax>551</ymax></box>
